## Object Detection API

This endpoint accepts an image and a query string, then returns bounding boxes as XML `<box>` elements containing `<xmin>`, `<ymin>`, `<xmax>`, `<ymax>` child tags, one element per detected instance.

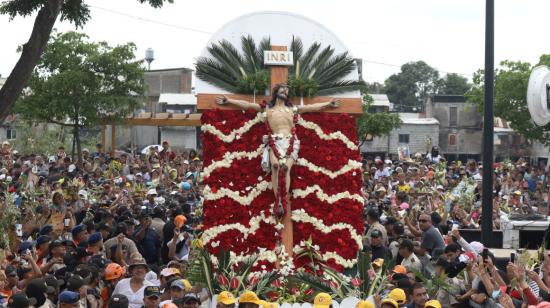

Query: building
<box><xmin>0</xmin><ymin>77</ymin><xmax>16</xmax><ymax>141</ymax></box>
<box><xmin>425</xmin><ymin>95</ymin><xmax>483</xmax><ymax>162</ymax></box>
<box><xmin>361</xmin><ymin>94</ymin><xmax>439</xmax><ymax>159</ymax></box>
<box><xmin>112</xmin><ymin>67</ymin><xmax>199</xmax><ymax>151</ymax></box>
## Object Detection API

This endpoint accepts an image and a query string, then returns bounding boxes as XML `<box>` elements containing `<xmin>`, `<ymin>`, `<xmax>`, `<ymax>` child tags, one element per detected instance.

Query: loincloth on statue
<box><xmin>261</xmin><ymin>134</ymin><xmax>300</xmax><ymax>172</ymax></box>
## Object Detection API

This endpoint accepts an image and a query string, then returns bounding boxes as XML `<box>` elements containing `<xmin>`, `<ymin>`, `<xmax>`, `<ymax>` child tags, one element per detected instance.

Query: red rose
<box><xmin>230</xmin><ymin>277</ymin><xmax>239</xmax><ymax>290</ymax></box>
<box><xmin>218</xmin><ymin>274</ymin><xmax>229</xmax><ymax>287</ymax></box>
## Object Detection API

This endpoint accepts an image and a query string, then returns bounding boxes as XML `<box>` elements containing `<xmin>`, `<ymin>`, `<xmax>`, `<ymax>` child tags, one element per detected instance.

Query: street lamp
<box><xmin>145</xmin><ymin>48</ymin><xmax>155</xmax><ymax>71</ymax></box>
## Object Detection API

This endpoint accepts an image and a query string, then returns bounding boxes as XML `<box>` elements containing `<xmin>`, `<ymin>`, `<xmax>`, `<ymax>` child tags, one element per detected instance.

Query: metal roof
<box><xmin>158</xmin><ymin>93</ymin><xmax>197</xmax><ymax>105</ymax></box>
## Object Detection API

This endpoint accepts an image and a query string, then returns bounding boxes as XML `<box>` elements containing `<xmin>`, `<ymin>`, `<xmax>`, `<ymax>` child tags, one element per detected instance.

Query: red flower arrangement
<box><xmin>201</xmin><ymin>110</ymin><xmax>364</xmax><ymax>272</ymax></box>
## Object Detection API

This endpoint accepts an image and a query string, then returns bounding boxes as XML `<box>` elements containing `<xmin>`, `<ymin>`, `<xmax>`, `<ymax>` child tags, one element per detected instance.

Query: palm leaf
<box><xmin>195</xmin><ymin>57</ymin><xmax>239</xmax><ymax>92</ymax></box>
<box><xmin>257</xmin><ymin>37</ymin><xmax>271</xmax><ymax>67</ymax></box>
<box><xmin>241</xmin><ymin>35</ymin><xmax>260</xmax><ymax>73</ymax></box>
<box><xmin>299</xmin><ymin>42</ymin><xmax>321</xmax><ymax>77</ymax></box>
<box><xmin>219</xmin><ymin>39</ymin><xmax>246</xmax><ymax>75</ymax></box>
<box><xmin>307</xmin><ymin>46</ymin><xmax>335</xmax><ymax>79</ymax></box>
<box><xmin>289</xmin><ymin>36</ymin><xmax>303</xmax><ymax>76</ymax></box>
<box><xmin>206</xmin><ymin>43</ymin><xmax>242</xmax><ymax>79</ymax></box>
<box><xmin>317</xmin><ymin>80</ymin><xmax>366</xmax><ymax>96</ymax></box>
<box><xmin>294</xmin><ymin>271</ymin><xmax>333</xmax><ymax>294</ymax></box>
<box><xmin>315</xmin><ymin>52</ymin><xmax>355</xmax><ymax>85</ymax></box>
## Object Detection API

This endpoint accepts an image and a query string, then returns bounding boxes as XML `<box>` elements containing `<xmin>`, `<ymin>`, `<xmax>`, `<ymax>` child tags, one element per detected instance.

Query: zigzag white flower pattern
<box><xmin>296</xmin><ymin>158</ymin><xmax>362</xmax><ymax>179</ymax></box>
<box><xmin>292</xmin><ymin>244</ymin><xmax>358</xmax><ymax>268</ymax></box>
<box><xmin>200</xmin><ymin>113</ymin><xmax>263</xmax><ymax>143</ymax></box>
<box><xmin>203</xmin><ymin>181</ymin><xmax>271</xmax><ymax>205</ymax></box>
<box><xmin>203</xmin><ymin>144</ymin><xmax>265</xmax><ymax>178</ymax></box>
<box><xmin>292</xmin><ymin>185</ymin><xmax>364</xmax><ymax>204</ymax></box>
<box><xmin>291</xmin><ymin>209</ymin><xmax>363</xmax><ymax>249</ymax></box>
<box><xmin>202</xmin><ymin>211</ymin><xmax>276</xmax><ymax>244</ymax></box>
<box><xmin>297</xmin><ymin>117</ymin><xmax>358</xmax><ymax>150</ymax></box>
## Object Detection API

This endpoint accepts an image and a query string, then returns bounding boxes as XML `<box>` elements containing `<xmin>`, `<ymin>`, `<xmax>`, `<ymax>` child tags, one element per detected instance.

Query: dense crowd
<box><xmin>0</xmin><ymin>140</ymin><xmax>548</xmax><ymax>308</ymax></box>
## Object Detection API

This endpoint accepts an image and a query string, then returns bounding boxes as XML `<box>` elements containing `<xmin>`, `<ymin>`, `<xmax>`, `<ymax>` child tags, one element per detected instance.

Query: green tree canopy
<box><xmin>439</xmin><ymin>73</ymin><xmax>471</xmax><ymax>95</ymax></box>
<box><xmin>0</xmin><ymin>0</ymin><xmax>172</xmax><ymax>121</ymax></box>
<box><xmin>384</xmin><ymin>61</ymin><xmax>441</xmax><ymax>108</ymax></box>
<box><xmin>466</xmin><ymin>58</ymin><xmax>550</xmax><ymax>146</ymax></box>
<box><xmin>13</xmin><ymin>31</ymin><xmax>145</xmax><ymax>162</ymax></box>
<box><xmin>356</xmin><ymin>94</ymin><xmax>402</xmax><ymax>142</ymax></box>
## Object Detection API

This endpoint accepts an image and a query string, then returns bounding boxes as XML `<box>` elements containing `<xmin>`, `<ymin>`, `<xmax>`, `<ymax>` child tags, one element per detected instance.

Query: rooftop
<box><xmin>432</xmin><ymin>95</ymin><xmax>466</xmax><ymax>103</ymax></box>
<box><xmin>158</xmin><ymin>93</ymin><xmax>197</xmax><ymax>105</ymax></box>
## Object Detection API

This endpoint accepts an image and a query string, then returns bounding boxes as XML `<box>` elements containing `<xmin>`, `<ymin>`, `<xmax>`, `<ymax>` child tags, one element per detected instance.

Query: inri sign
<box><xmin>264</xmin><ymin>50</ymin><xmax>294</xmax><ymax>66</ymax></box>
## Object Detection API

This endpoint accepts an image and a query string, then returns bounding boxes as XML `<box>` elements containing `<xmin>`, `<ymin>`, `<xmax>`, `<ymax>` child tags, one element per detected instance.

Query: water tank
<box><xmin>145</xmin><ymin>48</ymin><xmax>155</xmax><ymax>62</ymax></box>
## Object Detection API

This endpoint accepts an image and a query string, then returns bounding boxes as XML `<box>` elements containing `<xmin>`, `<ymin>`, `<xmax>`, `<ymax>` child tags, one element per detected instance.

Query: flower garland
<box><xmin>200</xmin><ymin>110</ymin><xmax>364</xmax><ymax>272</ymax></box>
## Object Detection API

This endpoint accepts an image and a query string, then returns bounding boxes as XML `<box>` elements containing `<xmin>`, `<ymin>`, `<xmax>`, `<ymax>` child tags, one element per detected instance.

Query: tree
<box><xmin>356</xmin><ymin>93</ymin><xmax>402</xmax><ymax>145</ymax></box>
<box><xmin>439</xmin><ymin>73</ymin><xmax>471</xmax><ymax>95</ymax></box>
<box><xmin>384</xmin><ymin>61</ymin><xmax>441</xmax><ymax>108</ymax></box>
<box><xmin>13</xmin><ymin>31</ymin><xmax>145</xmax><ymax>163</ymax></box>
<box><xmin>0</xmin><ymin>0</ymin><xmax>172</xmax><ymax>122</ymax></box>
<box><xmin>195</xmin><ymin>35</ymin><xmax>365</xmax><ymax>96</ymax></box>
<box><xmin>466</xmin><ymin>58</ymin><xmax>550</xmax><ymax>146</ymax></box>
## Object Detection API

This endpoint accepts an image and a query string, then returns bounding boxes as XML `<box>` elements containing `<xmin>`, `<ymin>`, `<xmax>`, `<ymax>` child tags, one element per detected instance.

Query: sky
<box><xmin>1</xmin><ymin>0</ymin><xmax>549</xmax><ymax>83</ymax></box>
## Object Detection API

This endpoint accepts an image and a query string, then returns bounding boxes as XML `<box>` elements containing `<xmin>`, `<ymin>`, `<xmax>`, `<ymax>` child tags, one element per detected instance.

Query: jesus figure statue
<box><xmin>216</xmin><ymin>84</ymin><xmax>339</xmax><ymax>226</ymax></box>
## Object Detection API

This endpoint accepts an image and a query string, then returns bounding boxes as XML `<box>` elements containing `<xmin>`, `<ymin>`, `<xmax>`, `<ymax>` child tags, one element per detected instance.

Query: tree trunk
<box><xmin>74</xmin><ymin>125</ymin><xmax>82</xmax><ymax>167</ymax></box>
<box><xmin>0</xmin><ymin>0</ymin><xmax>63</xmax><ymax>121</ymax></box>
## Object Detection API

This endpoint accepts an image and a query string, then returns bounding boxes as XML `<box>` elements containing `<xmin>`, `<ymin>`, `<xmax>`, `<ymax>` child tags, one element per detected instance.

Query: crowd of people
<box><xmin>0</xmin><ymin>139</ymin><xmax>549</xmax><ymax>308</ymax></box>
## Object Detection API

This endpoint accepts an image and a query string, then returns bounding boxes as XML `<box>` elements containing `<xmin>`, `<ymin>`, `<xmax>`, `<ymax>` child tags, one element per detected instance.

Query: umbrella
<box><xmin>141</xmin><ymin>145</ymin><xmax>163</xmax><ymax>155</ymax></box>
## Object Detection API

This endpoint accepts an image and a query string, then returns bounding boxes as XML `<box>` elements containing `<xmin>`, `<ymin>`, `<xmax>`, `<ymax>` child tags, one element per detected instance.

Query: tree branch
<box><xmin>0</xmin><ymin>0</ymin><xmax>63</xmax><ymax>121</ymax></box>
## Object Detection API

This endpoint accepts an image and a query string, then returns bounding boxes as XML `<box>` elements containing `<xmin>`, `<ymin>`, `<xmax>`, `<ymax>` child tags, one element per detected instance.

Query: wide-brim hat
<box><xmin>128</xmin><ymin>255</ymin><xmax>149</xmax><ymax>270</ymax></box>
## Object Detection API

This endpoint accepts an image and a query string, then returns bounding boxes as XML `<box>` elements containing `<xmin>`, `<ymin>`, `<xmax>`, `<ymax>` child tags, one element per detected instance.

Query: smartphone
<box><xmin>482</xmin><ymin>248</ymin><xmax>489</xmax><ymax>261</ymax></box>
<box><xmin>510</xmin><ymin>252</ymin><xmax>516</xmax><ymax>263</ymax></box>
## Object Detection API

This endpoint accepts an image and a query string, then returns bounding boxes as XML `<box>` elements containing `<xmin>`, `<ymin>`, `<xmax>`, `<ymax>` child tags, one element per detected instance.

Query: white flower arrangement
<box><xmin>292</xmin><ymin>185</ymin><xmax>364</xmax><ymax>204</ymax></box>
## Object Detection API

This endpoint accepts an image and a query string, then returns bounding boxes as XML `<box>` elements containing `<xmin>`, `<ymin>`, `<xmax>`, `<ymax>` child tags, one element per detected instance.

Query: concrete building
<box><xmin>361</xmin><ymin>94</ymin><xmax>439</xmax><ymax>159</ymax></box>
<box><xmin>425</xmin><ymin>95</ymin><xmax>483</xmax><ymax>162</ymax></box>
<box><xmin>0</xmin><ymin>77</ymin><xmax>16</xmax><ymax>141</ymax></box>
<box><xmin>113</xmin><ymin>67</ymin><xmax>199</xmax><ymax>152</ymax></box>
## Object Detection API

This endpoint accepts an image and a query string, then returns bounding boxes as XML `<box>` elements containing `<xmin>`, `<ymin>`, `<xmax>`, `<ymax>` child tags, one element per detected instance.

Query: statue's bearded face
<box><xmin>276</xmin><ymin>86</ymin><xmax>290</xmax><ymax>101</ymax></box>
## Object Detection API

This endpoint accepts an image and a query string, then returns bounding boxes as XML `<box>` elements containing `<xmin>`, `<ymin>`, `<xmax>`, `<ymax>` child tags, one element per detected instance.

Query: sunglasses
<box><xmin>418</xmin><ymin>219</ymin><xmax>429</xmax><ymax>223</ymax></box>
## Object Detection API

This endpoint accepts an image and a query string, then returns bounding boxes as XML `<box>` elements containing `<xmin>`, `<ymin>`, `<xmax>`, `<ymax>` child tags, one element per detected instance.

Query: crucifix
<box><xmin>197</xmin><ymin>45</ymin><xmax>363</xmax><ymax>257</ymax></box>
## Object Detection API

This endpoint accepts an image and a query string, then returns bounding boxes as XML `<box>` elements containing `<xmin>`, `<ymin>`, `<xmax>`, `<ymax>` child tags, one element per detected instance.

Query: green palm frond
<box><xmin>195</xmin><ymin>57</ymin><xmax>240</xmax><ymax>92</ymax></box>
<box><xmin>294</xmin><ymin>271</ymin><xmax>333</xmax><ymax>294</ymax></box>
<box><xmin>218</xmin><ymin>39</ymin><xmax>246</xmax><ymax>74</ymax></box>
<box><xmin>258</xmin><ymin>37</ymin><xmax>271</xmax><ymax>65</ymax></box>
<box><xmin>206</xmin><ymin>43</ymin><xmax>242</xmax><ymax>79</ymax></box>
<box><xmin>307</xmin><ymin>45</ymin><xmax>335</xmax><ymax>79</ymax></box>
<box><xmin>241</xmin><ymin>35</ymin><xmax>260</xmax><ymax>73</ymax></box>
<box><xmin>317</xmin><ymin>80</ymin><xmax>366</xmax><ymax>96</ymax></box>
<box><xmin>316</xmin><ymin>52</ymin><xmax>355</xmax><ymax>85</ymax></box>
<box><xmin>298</xmin><ymin>42</ymin><xmax>321</xmax><ymax>78</ymax></box>
<box><xmin>290</xmin><ymin>36</ymin><xmax>303</xmax><ymax>72</ymax></box>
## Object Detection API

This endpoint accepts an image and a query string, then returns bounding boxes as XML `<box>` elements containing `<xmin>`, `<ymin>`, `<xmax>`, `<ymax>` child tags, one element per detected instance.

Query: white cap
<box><xmin>82</xmin><ymin>148</ymin><xmax>89</xmax><ymax>153</ymax></box>
<box><xmin>0</xmin><ymin>174</ymin><xmax>6</xmax><ymax>181</ymax></box>
<box><xmin>12</xmin><ymin>150</ymin><xmax>18</xmax><ymax>155</ymax></box>
<box><xmin>147</xmin><ymin>188</ymin><xmax>157</xmax><ymax>196</ymax></box>
<box><xmin>436</xmin><ymin>185</ymin><xmax>444</xmax><ymax>191</ymax></box>
<box><xmin>126</xmin><ymin>174</ymin><xmax>134</xmax><ymax>181</ymax></box>
<box><xmin>385</xmin><ymin>159</ymin><xmax>392</xmax><ymax>164</ymax></box>
<box><xmin>78</xmin><ymin>190</ymin><xmax>88</xmax><ymax>200</ymax></box>
<box><xmin>2</xmin><ymin>141</ymin><xmax>9</xmax><ymax>146</ymax></box>
<box><xmin>154</xmin><ymin>196</ymin><xmax>165</xmax><ymax>205</ymax></box>
<box><xmin>48</xmin><ymin>156</ymin><xmax>56</xmax><ymax>163</ymax></box>
<box><xmin>183</xmin><ymin>160</ymin><xmax>189</xmax><ymax>165</ymax></box>
<box><xmin>0</xmin><ymin>168</ymin><xmax>7</xmax><ymax>174</ymax></box>
<box><xmin>68</xmin><ymin>164</ymin><xmax>76</xmax><ymax>173</ymax></box>
<box><xmin>6</xmin><ymin>176</ymin><xmax>12</xmax><ymax>182</ymax></box>
<box><xmin>135</xmin><ymin>172</ymin><xmax>143</xmax><ymax>177</ymax></box>
<box><xmin>23</xmin><ymin>160</ymin><xmax>32</xmax><ymax>167</ymax></box>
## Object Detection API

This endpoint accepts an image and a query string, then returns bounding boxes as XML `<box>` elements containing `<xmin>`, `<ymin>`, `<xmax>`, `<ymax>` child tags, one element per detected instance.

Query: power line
<box><xmin>89</xmin><ymin>5</ymin><xmax>472</xmax><ymax>78</ymax></box>
<box><xmin>89</xmin><ymin>5</ymin><xmax>214</xmax><ymax>35</ymax></box>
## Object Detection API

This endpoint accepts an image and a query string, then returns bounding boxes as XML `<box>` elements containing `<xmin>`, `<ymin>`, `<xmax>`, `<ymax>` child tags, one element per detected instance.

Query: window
<box><xmin>449</xmin><ymin>107</ymin><xmax>458</xmax><ymax>126</ymax></box>
<box><xmin>6</xmin><ymin>128</ymin><xmax>16</xmax><ymax>140</ymax></box>
<box><xmin>398</xmin><ymin>134</ymin><xmax>409</xmax><ymax>143</ymax></box>
<box><xmin>448</xmin><ymin>134</ymin><xmax>457</xmax><ymax>146</ymax></box>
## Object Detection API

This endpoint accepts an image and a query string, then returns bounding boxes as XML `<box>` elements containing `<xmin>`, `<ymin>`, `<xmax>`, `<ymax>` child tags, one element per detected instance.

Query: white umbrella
<box><xmin>141</xmin><ymin>144</ymin><xmax>163</xmax><ymax>154</ymax></box>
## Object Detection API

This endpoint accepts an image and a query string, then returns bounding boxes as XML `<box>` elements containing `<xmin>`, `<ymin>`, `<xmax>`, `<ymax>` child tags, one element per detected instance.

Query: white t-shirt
<box><xmin>113</xmin><ymin>278</ymin><xmax>154</xmax><ymax>308</ymax></box>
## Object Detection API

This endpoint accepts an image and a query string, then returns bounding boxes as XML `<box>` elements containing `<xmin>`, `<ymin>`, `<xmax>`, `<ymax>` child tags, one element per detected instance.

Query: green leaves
<box><xmin>466</xmin><ymin>58</ymin><xmax>550</xmax><ymax>146</ymax></box>
<box><xmin>14</xmin><ymin>31</ymin><xmax>145</xmax><ymax>128</ymax></box>
<box><xmin>195</xmin><ymin>35</ymin><xmax>365</xmax><ymax>97</ymax></box>
<box><xmin>356</xmin><ymin>93</ymin><xmax>402</xmax><ymax>139</ymax></box>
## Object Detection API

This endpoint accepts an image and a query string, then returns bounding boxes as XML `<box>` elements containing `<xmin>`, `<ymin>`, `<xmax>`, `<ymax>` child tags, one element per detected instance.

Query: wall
<box><xmin>361</xmin><ymin>123</ymin><xmax>439</xmax><ymax>156</ymax></box>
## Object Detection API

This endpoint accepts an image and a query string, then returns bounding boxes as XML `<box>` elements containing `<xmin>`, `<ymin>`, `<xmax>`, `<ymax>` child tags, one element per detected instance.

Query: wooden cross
<box><xmin>197</xmin><ymin>45</ymin><xmax>363</xmax><ymax>257</ymax></box>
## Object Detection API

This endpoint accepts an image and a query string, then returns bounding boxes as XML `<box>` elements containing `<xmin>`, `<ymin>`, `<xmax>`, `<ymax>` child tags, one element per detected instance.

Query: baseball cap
<box><xmin>388</xmin><ymin>288</ymin><xmax>407</xmax><ymax>305</ymax></box>
<box><xmin>170</xmin><ymin>279</ymin><xmax>191</xmax><ymax>291</ymax></box>
<box><xmin>392</xmin><ymin>265</ymin><xmax>407</xmax><ymax>275</ymax></box>
<box><xmin>239</xmin><ymin>291</ymin><xmax>262</xmax><ymax>305</ymax></box>
<box><xmin>65</xmin><ymin>274</ymin><xmax>90</xmax><ymax>291</ymax></box>
<box><xmin>425</xmin><ymin>300</ymin><xmax>442</xmax><ymax>308</ymax></box>
<box><xmin>18</xmin><ymin>241</ymin><xmax>33</xmax><ymax>254</ymax></box>
<box><xmin>5</xmin><ymin>265</ymin><xmax>17</xmax><ymax>277</ymax></box>
<box><xmin>44</xmin><ymin>274</ymin><xmax>63</xmax><ymax>294</ymax></box>
<box><xmin>58</xmin><ymin>291</ymin><xmax>80</xmax><ymax>304</ymax></box>
<box><xmin>160</xmin><ymin>267</ymin><xmax>181</xmax><ymax>277</ymax></box>
<box><xmin>104</xmin><ymin>263</ymin><xmax>126</xmax><ymax>281</ymax></box>
<box><xmin>217</xmin><ymin>291</ymin><xmax>236</xmax><ymax>305</ymax></box>
<box><xmin>36</xmin><ymin>235</ymin><xmax>51</xmax><ymax>247</ymax></box>
<box><xmin>381</xmin><ymin>298</ymin><xmax>398</xmax><ymax>308</ymax></box>
<box><xmin>146</xmin><ymin>188</ymin><xmax>157</xmax><ymax>196</ymax></box>
<box><xmin>356</xmin><ymin>301</ymin><xmax>374</xmax><ymax>308</ymax></box>
<box><xmin>88</xmin><ymin>232</ymin><xmax>103</xmax><ymax>245</ymax></box>
<box><xmin>182</xmin><ymin>293</ymin><xmax>201</xmax><ymax>305</ymax></box>
<box><xmin>372</xmin><ymin>258</ymin><xmax>384</xmax><ymax>268</ymax></box>
<box><xmin>39</xmin><ymin>224</ymin><xmax>53</xmax><ymax>235</ymax></box>
<box><xmin>313</xmin><ymin>293</ymin><xmax>332</xmax><ymax>308</ymax></box>
<box><xmin>144</xmin><ymin>286</ymin><xmax>161</xmax><ymax>298</ymax></box>
<box><xmin>71</xmin><ymin>224</ymin><xmax>86</xmax><ymax>237</ymax></box>
<box><xmin>371</xmin><ymin>229</ymin><xmax>382</xmax><ymax>238</ymax></box>
<box><xmin>8</xmin><ymin>292</ymin><xmax>36</xmax><ymax>308</ymax></box>
<box><xmin>108</xmin><ymin>294</ymin><xmax>129</xmax><ymax>308</ymax></box>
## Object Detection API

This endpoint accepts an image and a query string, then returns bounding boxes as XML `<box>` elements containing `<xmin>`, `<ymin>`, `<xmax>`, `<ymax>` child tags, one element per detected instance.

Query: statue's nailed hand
<box><xmin>329</xmin><ymin>98</ymin><xmax>341</xmax><ymax>108</ymax></box>
<box><xmin>216</xmin><ymin>95</ymin><xmax>228</xmax><ymax>105</ymax></box>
